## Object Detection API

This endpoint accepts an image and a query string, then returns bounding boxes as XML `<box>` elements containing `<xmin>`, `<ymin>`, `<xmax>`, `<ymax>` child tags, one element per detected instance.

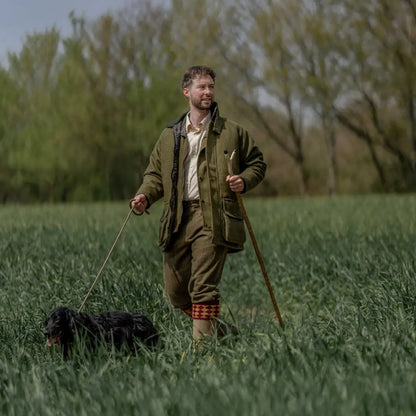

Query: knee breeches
<box><xmin>163</xmin><ymin>201</ymin><xmax>227</xmax><ymax>315</ymax></box>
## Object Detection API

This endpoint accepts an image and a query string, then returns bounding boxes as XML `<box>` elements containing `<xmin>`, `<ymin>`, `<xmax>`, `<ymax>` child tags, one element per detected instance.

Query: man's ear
<box><xmin>183</xmin><ymin>88</ymin><xmax>190</xmax><ymax>98</ymax></box>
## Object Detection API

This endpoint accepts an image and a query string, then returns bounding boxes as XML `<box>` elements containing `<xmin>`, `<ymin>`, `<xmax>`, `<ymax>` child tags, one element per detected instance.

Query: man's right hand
<box><xmin>130</xmin><ymin>194</ymin><xmax>148</xmax><ymax>213</ymax></box>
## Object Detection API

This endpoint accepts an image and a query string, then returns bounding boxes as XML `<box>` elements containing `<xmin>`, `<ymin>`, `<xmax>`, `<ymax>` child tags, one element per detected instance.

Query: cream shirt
<box><xmin>183</xmin><ymin>112</ymin><xmax>211</xmax><ymax>201</ymax></box>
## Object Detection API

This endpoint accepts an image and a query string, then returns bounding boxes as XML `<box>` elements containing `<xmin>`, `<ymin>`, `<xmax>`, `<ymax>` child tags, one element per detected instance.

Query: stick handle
<box><xmin>225</xmin><ymin>153</ymin><xmax>284</xmax><ymax>327</ymax></box>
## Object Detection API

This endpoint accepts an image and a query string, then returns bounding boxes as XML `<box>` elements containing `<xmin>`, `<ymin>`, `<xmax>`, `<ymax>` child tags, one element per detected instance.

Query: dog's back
<box><xmin>44</xmin><ymin>306</ymin><xmax>159</xmax><ymax>357</ymax></box>
<box><xmin>91</xmin><ymin>310</ymin><xmax>159</xmax><ymax>347</ymax></box>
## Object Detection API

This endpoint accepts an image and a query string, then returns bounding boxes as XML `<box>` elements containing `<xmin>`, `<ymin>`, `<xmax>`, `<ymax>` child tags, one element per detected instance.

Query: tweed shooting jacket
<box><xmin>137</xmin><ymin>102</ymin><xmax>266</xmax><ymax>252</ymax></box>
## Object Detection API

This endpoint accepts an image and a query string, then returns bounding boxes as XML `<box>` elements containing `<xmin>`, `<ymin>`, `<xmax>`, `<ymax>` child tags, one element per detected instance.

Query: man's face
<box><xmin>183</xmin><ymin>75</ymin><xmax>215</xmax><ymax>111</ymax></box>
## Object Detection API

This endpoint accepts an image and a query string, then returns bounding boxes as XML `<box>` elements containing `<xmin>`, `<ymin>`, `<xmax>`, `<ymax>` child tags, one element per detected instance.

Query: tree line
<box><xmin>0</xmin><ymin>0</ymin><xmax>415</xmax><ymax>202</ymax></box>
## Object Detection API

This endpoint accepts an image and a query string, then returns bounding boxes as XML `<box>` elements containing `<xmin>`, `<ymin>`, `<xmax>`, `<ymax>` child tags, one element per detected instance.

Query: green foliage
<box><xmin>0</xmin><ymin>6</ymin><xmax>183</xmax><ymax>203</ymax></box>
<box><xmin>1</xmin><ymin>195</ymin><xmax>416</xmax><ymax>415</ymax></box>
<box><xmin>1</xmin><ymin>0</ymin><xmax>416</xmax><ymax>200</ymax></box>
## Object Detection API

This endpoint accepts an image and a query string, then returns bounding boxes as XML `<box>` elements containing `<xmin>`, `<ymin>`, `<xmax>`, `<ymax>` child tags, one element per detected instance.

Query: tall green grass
<box><xmin>1</xmin><ymin>195</ymin><xmax>415</xmax><ymax>415</ymax></box>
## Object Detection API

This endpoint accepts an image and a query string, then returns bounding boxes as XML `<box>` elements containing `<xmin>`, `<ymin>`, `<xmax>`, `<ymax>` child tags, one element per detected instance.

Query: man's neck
<box><xmin>189</xmin><ymin>108</ymin><xmax>210</xmax><ymax>127</ymax></box>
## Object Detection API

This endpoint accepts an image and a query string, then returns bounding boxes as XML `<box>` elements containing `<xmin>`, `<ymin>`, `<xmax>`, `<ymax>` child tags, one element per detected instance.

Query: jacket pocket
<box><xmin>158</xmin><ymin>207</ymin><xmax>171</xmax><ymax>248</ymax></box>
<box><xmin>222</xmin><ymin>197</ymin><xmax>245</xmax><ymax>244</ymax></box>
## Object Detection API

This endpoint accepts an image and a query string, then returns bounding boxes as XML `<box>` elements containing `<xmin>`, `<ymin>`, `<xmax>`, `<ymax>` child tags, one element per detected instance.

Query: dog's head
<box><xmin>43</xmin><ymin>306</ymin><xmax>76</xmax><ymax>347</ymax></box>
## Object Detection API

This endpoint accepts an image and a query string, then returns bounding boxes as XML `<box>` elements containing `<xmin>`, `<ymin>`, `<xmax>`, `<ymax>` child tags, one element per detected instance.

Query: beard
<box><xmin>191</xmin><ymin>96</ymin><xmax>213</xmax><ymax>111</ymax></box>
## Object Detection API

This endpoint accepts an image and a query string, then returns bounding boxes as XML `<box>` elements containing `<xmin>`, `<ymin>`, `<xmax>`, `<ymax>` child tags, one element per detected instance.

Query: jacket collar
<box><xmin>166</xmin><ymin>102</ymin><xmax>224</xmax><ymax>135</ymax></box>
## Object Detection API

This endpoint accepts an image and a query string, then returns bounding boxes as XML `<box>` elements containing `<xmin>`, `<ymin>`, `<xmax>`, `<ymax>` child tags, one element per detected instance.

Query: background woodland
<box><xmin>1</xmin><ymin>0</ymin><xmax>415</xmax><ymax>202</ymax></box>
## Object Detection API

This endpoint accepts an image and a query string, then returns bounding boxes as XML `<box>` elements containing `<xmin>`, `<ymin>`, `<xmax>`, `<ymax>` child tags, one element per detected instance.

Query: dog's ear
<box><xmin>64</xmin><ymin>308</ymin><xmax>75</xmax><ymax>331</ymax></box>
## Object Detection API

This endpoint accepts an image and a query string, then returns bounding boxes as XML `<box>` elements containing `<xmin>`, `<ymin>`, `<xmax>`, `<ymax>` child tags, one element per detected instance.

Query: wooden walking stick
<box><xmin>225</xmin><ymin>150</ymin><xmax>284</xmax><ymax>328</ymax></box>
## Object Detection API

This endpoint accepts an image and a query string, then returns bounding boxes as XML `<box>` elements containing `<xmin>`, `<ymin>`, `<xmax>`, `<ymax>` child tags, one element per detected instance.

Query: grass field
<box><xmin>1</xmin><ymin>195</ymin><xmax>416</xmax><ymax>415</ymax></box>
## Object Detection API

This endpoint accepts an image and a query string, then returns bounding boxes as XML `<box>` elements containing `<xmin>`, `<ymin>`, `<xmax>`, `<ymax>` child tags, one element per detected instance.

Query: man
<box><xmin>131</xmin><ymin>65</ymin><xmax>266</xmax><ymax>339</ymax></box>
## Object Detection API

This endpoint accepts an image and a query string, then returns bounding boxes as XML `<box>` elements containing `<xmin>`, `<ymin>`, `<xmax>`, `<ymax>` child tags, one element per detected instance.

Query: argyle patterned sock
<box><xmin>192</xmin><ymin>300</ymin><xmax>220</xmax><ymax>320</ymax></box>
<box><xmin>181</xmin><ymin>306</ymin><xmax>193</xmax><ymax>318</ymax></box>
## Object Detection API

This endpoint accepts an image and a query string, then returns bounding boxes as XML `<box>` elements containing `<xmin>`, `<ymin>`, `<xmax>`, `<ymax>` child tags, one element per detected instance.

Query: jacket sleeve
<box><xmin>237</xmin><ymin>127</ymin><xmax>267</xmax><ymax>193</ymax></box>
<box><xmin>136</xmin><ymin>137</ymin><xmax>164</xmax><ymax>207</ymax></box>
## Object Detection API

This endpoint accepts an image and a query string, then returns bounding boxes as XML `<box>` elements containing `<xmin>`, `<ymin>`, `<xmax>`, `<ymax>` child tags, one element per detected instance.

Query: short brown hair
<box><xmin>182</xmin><ymin>65</ymin><xmax>216</xmax><ymax>89</ymax></box>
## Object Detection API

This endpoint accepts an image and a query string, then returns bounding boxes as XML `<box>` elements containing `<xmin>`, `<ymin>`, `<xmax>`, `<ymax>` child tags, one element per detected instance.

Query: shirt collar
<box><xmin>186</xmin><ymin>112</ymin><xmax>211</xmax><ymax>133</ymax></box>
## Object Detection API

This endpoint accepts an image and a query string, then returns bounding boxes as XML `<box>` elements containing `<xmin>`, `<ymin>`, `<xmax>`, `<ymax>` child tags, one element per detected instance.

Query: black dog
<box><xmin>44</xmin><ymin>306</ymin><xmax>159</xmax><ymax>358</ymax></box>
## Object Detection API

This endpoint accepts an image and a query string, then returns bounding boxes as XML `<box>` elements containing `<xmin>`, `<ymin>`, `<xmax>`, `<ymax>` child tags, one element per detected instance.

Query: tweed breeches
<box><xmin>163</xmin><ymin>200</ymin><xmax>227</xmax><ymax>313</ymax></box>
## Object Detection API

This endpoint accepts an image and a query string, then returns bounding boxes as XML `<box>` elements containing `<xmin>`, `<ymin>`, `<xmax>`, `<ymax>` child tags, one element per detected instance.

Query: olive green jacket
<box><xmin>137</xmin><ymin>103</ymin><xmax>266</xmax><ymax>252</ymax></box>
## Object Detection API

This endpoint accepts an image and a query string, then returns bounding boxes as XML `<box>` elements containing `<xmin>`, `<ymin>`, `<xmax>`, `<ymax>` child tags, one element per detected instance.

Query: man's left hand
<box><xmin>226</xmin><ymin>175</ymin><xmax>245</xmax><ymax>193</ymax></box>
